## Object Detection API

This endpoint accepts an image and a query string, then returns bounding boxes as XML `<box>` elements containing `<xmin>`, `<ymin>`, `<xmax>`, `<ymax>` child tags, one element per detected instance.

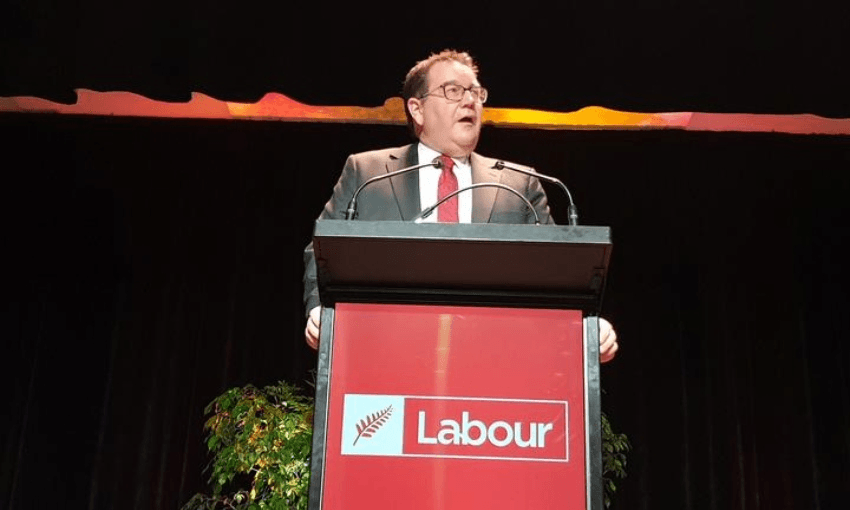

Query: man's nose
<box><xmin>460</xmin><ymin>89</ymin><xmax>476</xmax><ymax>106</ymax></box>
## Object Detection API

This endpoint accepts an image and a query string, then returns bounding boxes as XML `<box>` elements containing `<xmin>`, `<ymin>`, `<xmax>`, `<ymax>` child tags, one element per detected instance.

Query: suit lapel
<box><xmin>471</xmin><ymin>153</ymin><xmax>500</xmax><ymax>223</ymax></box>
<box><xmin>387</xmin><ymin>144</ymin><xmax>421</xmax><ymax>221</ymax></box>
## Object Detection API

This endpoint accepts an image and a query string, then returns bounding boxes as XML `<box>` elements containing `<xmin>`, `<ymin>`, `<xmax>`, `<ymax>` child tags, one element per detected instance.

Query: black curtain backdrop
<box><xmin>2</xmin><ymin>2</ymin><xmax>850</xmax><ymax>117</ymax></box>
<box><xmin>2</xmin><ymin>113</ymin><xmax>848</xmax><ymax>509</ymax></box>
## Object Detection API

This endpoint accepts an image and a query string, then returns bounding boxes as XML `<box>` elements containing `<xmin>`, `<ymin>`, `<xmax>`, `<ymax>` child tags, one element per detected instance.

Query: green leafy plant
<box><xmin>183</xmin><ymin>381</ymin><xmax>314</xmax><ymax>510</ymax></box>
<box><xmin>184</xmin><ymin>382</ymin><xmax>629</xmax><ymax>509</ymax></box>
<box><xmin>601</xmin><ymin>411</ymin><xmax>630</xmax><ymax>508</ymax></box>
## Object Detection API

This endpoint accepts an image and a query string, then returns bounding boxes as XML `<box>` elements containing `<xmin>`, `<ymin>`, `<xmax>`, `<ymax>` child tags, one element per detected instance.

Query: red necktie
<box><xmin>437</xmin><ymin>155</ymin><xmax>459</xmax><ymax>223</ymax></box>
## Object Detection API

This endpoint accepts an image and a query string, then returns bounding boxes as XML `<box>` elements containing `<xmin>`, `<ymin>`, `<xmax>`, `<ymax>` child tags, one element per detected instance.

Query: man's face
<box><xmin>408</xmin><ymin>60</ymin><xmax>483</xmax><ymax>158</ymax></box>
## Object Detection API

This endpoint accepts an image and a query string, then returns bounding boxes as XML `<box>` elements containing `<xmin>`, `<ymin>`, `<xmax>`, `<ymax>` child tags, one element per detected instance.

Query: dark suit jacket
<box><xmin>303</xmin><ymin>144</ymin><xmax>553</xmax><ymax>311</ymax></box>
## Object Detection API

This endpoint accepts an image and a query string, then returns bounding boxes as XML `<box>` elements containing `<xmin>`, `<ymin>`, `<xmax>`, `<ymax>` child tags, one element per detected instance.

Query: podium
<box><xmin>308</xmin><ymin>220</ymin><xmax>612</xmax><ymax>510</ymax></box>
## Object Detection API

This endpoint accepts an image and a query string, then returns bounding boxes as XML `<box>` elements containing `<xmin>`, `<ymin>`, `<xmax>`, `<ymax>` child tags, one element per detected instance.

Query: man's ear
<box><xmin>407</xmin><ymin>97</ymin><xmax>424</xmax><ymax>128</ymax></box>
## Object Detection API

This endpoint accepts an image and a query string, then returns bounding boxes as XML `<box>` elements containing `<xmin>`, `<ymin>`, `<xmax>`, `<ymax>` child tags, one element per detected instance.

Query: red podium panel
<box><xmin>320</xmin><ymin>302</ymin><xmax>586</xmax><ymax>510</ymax></box>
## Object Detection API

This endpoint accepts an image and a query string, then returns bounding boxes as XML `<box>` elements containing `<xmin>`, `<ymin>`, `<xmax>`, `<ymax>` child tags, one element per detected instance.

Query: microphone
<box><xmin>413</xmin><ymin>183</ymin><xmax>541</xmax><ymax>225</ymax></box>
<box><xmin>492</xmin><ymin>161</ymin><xmax>579</xmax><ymax>226</ymax></box>
<box><xmin>345</xmin><ymin>158</ymin><xmax>443</xmax><ymax>220</ymax></box>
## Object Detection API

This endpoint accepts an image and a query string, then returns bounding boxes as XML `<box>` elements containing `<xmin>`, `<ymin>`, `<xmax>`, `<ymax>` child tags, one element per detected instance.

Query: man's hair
<box><xmin>402</xmin><ymin>49</ymin><xmax>479</xmax><ymax>137</ymax></box>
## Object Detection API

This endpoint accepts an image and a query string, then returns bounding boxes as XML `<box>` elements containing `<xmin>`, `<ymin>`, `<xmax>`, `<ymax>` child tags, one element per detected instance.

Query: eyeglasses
<box><xmin>419</xmin><ymin>83</ymin><xmax>489</xmax><ymax>104</ymax></box>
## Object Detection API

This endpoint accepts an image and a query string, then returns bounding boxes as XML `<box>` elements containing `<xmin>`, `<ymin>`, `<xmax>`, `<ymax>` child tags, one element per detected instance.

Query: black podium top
<box><xmin>313</xmin><ymin>220</ymin><xmax>612</xmax><ymax>311</ymax></box>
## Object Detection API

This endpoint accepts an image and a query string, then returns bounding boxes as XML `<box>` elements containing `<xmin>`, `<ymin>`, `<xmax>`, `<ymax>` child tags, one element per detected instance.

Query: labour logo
<box><xmin>341</xmin><ymin>394</ymin><xmax>568</xmax><ymax>462</ymax></box>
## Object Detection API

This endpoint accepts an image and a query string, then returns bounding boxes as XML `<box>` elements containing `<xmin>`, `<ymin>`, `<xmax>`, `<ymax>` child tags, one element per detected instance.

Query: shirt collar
<box><xmin>417</xmin><ymin>142</ymin><xmax>470</xmax><ymax>168</ymax></box>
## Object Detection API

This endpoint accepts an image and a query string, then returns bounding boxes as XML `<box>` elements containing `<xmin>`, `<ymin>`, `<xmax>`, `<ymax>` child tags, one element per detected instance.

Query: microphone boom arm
<box><xmin>345</xmin><ymin>160</ymin><xmax>443</xmax><ymax>220</ymax></box>
<box><xmin>414</xmin><ymin>182</ymin><xmax>541</xmax><ymax>225</ymax></box>
<box><xmin>492</xmin><ymin>161</ymin><xmax>578</xmax><ymax>226</ymax></box>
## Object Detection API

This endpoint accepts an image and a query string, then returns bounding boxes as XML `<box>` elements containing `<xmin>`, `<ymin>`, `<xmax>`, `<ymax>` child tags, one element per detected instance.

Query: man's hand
<box><xmin>599</xmin><ymin>317</ymin><xmax>619</xmax><ymax>363</ymax></box>
<box><xmin>305</xmin><ymin>306</ymin><xmax>321</xmax><ymax>350</ymax></box>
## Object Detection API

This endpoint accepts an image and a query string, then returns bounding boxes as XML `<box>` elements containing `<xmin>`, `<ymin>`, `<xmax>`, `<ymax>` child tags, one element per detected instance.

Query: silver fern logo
<box><xmin>352</xmin><ymin>405</ymin><xmax>393</xmax><ymax>445</ymax></box>
<box><xmin>341</xmin><ymin>395</ymin><xmax>405</xmax><ymax>455</ymax></box>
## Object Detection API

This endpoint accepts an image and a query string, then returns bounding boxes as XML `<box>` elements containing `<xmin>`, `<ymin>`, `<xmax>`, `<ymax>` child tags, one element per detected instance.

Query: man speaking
<box><xmin>302</xmin><ymin>49</ymin><xmax>618</xmax><ymax>362</ymax></box>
